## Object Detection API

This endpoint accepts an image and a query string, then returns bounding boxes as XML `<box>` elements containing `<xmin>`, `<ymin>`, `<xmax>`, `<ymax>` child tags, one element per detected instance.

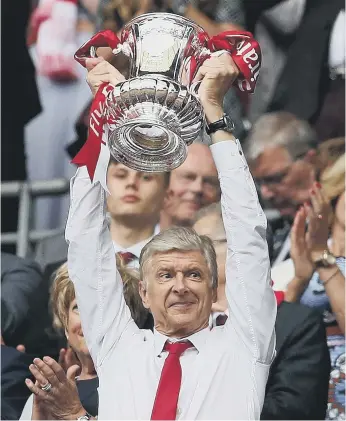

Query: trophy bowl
<box><xmin>103</xmin><ymin>13</ymin><xmax>210</xmax><ymax>172</ymax></box>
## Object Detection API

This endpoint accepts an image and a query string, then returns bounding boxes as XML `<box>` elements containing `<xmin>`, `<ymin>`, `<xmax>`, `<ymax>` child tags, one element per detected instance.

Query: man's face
<box><xmin>107</xmin><ymin>162</ymin><xmax>167</xmax><ymax>221</ymax></box>
<box><xmin>163</xmin><ymin>143</ymin><xmax>220</xmax><ymax>226</ymax></box>
<box><xmin>139</xmin><ymin>250</ymin><xmax>216</xmax><ymax>338</ymax></box>
<box><xmin>193</xmin><ymin>214</ymin><xmax>228</xmax><ymax>313</ymax></box>
<box><xmin>251</xmin><ymin>146</ymin><xmax>315</xmax><ymax>218</ymax></box>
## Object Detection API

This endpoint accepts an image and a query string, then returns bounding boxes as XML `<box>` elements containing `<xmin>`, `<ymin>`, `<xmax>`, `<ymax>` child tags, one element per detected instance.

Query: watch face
<box><xmin>223</xmin><ymin>115</ymin><xmax>235</xmax><ymax>132</ymax></box>
<box><xmin>326</xmin><ymin>253</ymin><xmax>337</xmax><ymax>265</ymax></box>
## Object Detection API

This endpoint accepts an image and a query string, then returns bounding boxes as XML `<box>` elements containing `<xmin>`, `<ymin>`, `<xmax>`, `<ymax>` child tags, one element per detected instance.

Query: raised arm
<box><xmin>195</xmin><ymin>51</ymin><xmax>276</xmax><ymax>363</ymax></box>
<box><xmin>65</xmin><ymin>166</ymin><xmax>138</xmax><ymax>367</ymax></box>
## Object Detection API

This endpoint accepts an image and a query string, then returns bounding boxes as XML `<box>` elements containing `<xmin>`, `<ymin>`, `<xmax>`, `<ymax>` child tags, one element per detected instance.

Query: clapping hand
<box><xmin>291</xmin><ymin>182</ymin><xmax>332</xmax><ymax>284</ymax></box>
<box><xmin>25</xmin><ymin>356</ymin><xmax>85</xmax><ymax>420</ymax></box>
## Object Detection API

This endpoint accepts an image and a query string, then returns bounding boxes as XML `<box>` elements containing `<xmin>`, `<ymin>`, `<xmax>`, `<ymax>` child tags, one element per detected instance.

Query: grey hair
<box><xmin>139</xmin><ymin>227</ymin><xmax>218</xmax><ymax>289</ymax></box>
<box><xmin>244</xmin><ymin>111</ymin><xmax>318</xmax><ymax>162</ymax></box>
<box><xmin>193</xmin><ymin>202</ymin><xmax>222</xmax><ymax>224</ymax></box>
<box><xmin>193</xmin><ymin>202</ymin><xmax>226</xmax><ymax>243</ymax></box>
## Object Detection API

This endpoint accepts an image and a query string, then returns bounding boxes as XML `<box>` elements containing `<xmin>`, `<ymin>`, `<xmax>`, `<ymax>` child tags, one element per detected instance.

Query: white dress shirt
<box><xmin>112</xmin><ymin>224</ymin><xmax>160</xmax><ymax>268</ymax></box>
<box><xmin>66</xmin><ymin>140</ymin><xmax>277</xmax><ymax>420</ymax></box>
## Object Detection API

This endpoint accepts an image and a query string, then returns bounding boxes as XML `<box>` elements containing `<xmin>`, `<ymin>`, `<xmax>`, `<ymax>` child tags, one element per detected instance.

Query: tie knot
<box><xmin>117</xmin><ymin>252</ymin><xmax>136</xmax><ymax>265</ymax></box>
<box><xmin>164</xmin><ymin>341</ymin><xmax>193</xmax><ymax>356</ymax></box>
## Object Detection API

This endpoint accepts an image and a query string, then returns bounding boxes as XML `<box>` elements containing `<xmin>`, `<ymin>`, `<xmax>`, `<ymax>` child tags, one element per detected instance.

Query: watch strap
<box><xmin>206</xmin><ymin>116</ymin><xmax>227</xmax><ymax>135</ymax></box>
<box><xmin>77</xmin><ymin>412</ymin><xmax>93</xmax><ymax>420</ymax></box>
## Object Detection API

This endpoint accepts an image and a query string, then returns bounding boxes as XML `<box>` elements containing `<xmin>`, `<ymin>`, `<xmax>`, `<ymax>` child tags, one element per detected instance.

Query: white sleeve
<box><xmin>65</xmin><ymin>167</ymin><xmax>139</xmax><ymax>367</ymax></box>
<box><xmin>20</xmin><ymin>393</ymin><xmax>33</xmax><ymax>420</ymax></box>
<box><xmin>211</xmin><ymin>140</ymin><xmax>277</xmax><ymax>364</ymax></box>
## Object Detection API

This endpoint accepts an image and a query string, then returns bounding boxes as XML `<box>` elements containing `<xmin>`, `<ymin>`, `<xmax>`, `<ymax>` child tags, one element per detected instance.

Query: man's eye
<box><xmin>189</xmin><ymin>271</ymin><xmax>201</xmax><ymax>279</ymax></box>
<box><xmin>114</xmin><ymin>171</ymin><xmax>126</xmax><ymax>179</ymax></box>
<box><xmin>142</xmin><ymin>174</ymin><xmax>154</xmax><ymax>181</ymax></box>
<box><xmin>73</xmin><ymin>305</ymin><xmax>79</xmax><ymax>312</ymax></box>
<box><xmin>159</xmin><ymin>272</ymin><xmax>172</xmax><ymax>280</ymax></box>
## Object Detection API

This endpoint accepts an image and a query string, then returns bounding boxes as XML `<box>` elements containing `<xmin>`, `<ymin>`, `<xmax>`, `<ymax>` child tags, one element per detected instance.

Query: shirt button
<box><xmin>176</xmin><ymin>408</ymin><xmax>181</xmax><ymax>418</ymax></box>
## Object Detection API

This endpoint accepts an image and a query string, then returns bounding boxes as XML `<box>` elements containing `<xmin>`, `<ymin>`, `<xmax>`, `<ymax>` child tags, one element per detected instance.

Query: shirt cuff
<box><xmin>210</xmin><ymin>139</ymin><xmax>247</xmax><ymax>172</ymax></box>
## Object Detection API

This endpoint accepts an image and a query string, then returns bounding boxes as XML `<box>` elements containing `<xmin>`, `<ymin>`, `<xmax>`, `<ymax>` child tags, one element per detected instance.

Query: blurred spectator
<box><xmin>1</xmin><ymin>0</ymin><xmax>41</xmax><ymax>254</ymax></box>
<box><xmin>21</xmin><ymin>256</ymin><xmax>150</xmax><ymax>419</ymax></box>
<box><xmin>248</xmin><ymin>0</ymin><xmax>307</xmax><ymax>123</ymax></box>
<box><xmin>1</xmin><ymin>253</ymin><xmax>51</xmax><ymax>357</ymax></box>
<box><xmin>193</xmin><ymin>202</ymin><xmax>331</xmax><ymax>420</ymax></box>
<box><xmin>167</xmin><ymin>0</ymin><xmax>246</xmax><ymax>139</ymax></box>
<box><xmin>1</xmin><ymin>344</ymin><xmax>33</xmax><ymax>420</ymax></box>
<box><xmin>245</xmin><ymin>111</ymin><xmax>318</xmax><ymax>264</ymax></box>
<box><xmin>160</xmin><ymin>143</ymin><xmax>220</xmax><ymax>229</ymax></box>
<box><xmin>265</xmin><ymin>0</ymin><xmax>345</xmax><ymax>142</ymax></box>
<box><xmin>25</xmin><ymin>0</ymin><xmax>98</xmax><ymax>232</ymax></box>
<box><xmin>285</xmin><ymin>165</ymin><xmax>345</xmax><ymax>419</ymax></box>
<box><xmin>106</xmin><ymin>161</ymin><xmax>168</xmax><ymax>268</ymax></box>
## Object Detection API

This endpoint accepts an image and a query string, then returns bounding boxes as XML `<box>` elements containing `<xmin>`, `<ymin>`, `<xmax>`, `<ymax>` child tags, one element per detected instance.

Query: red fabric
<box><xmin>117</xmin><ymin>252</ymin><xmax>136</xmax><ymax>265</ymax></box>
<box><xmin>27</xmin><ymin>0</ymin><xmax>55</xmax><ymax>46</ymax></box>
<box><xmin>274</xmin><ymin>290</ymin><xmax>285</xmax><ymax>306</ymax></box>
<box><xmin>151</xmin><ymin>342</ymin><xmax>193</xmax><ymax>420</ymax></box>
<box><xmin>189</xmin><ymin>31</ymin><xmax>261</xmax><ymax>94</ymax></box>
<box><xmin>72</xmin><ymin>31</ymin><xmax>122</xmax><ymax>178</ymax></box>
<box><xmin>74</xmin><ymin>30</ymin><xmax>121</xmax><ymax>67</ymax></box>
<box><xmin>71</xmin><ymin>82</ymin><xmax>114</xmax><ymax>180</ymax></box>
<box><xmin>207</xmin><ymin>31</ymin><xmax>261</xmax><ymax>93</ymax></box>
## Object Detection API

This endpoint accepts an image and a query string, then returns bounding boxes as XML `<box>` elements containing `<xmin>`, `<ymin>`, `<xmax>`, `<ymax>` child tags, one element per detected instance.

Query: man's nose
<box><xmin>172</xmin><ymin>273</ymin><xmax>188</xmax><ymax>294</ymax></box>
<box><xmin>189</xmin><ymin>177</ymin><xmax>203</xmax><ymax>195</ymax></box>
<box><xmin>126</xmin><ymin>174</ymin><xmax>139</xmax><ymax>189</ymax></box>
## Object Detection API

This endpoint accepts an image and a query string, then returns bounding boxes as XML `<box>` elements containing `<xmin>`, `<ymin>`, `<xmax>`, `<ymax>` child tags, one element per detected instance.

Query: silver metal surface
<box><xmin>104</xmin><ymin>13</ymin><xmax>211</xmax><ymax>171</ymax></box>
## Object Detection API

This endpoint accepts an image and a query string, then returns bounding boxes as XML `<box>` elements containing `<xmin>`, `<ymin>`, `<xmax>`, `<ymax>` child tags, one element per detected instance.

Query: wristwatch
<box><xmin>313</xmin><ymin>250</ymin><xmax>337</xmax><ymax>268</ymax></box>
<box><xmin>170</xmin><ymin>0</ymin><xmax>190</xmax><ymax>15</ymax></box>
<box><xmin>77</xmin><ymin>412</ymin><xmax>93</xmax><ymax>420</ymax></box>
<box><xmin>206</xmin><ymin>114</ymin><xmax>235</xmax><ymax>135</ymax></box>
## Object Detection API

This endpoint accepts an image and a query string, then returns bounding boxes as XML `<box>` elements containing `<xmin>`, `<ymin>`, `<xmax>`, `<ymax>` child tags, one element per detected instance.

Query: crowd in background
<box><xmin>1</xmin><ymin>0</ymin><xmax>345</xmax><ymax>419</ymax></box>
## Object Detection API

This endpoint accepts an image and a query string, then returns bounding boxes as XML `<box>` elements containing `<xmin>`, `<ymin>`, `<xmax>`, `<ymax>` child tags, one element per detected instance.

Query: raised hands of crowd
<box><xmin>25</xmin><ymin>356</ymin><xmax>87</xmax><ymax>420</ymax></box>
<box><xmin>286</xmin><ymin>182</ymin><xmax>345</xmax><ymax>333</ymax></box>
<box><xmin>287</xmin><ymin>182</ymin><xmax>332</xmax><ymax>299</ymax></box>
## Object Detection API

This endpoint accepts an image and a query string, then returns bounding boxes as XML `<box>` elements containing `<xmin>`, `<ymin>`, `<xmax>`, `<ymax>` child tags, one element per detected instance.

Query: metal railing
<box><xmin>1</xmin><ymin>178</ymin><xmax>70</xmax><ymax>258</ymax></box>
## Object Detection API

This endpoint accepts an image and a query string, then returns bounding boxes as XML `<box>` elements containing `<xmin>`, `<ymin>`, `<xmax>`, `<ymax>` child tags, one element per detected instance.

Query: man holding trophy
<box><xmin>25</xmin><ymin>13</ymin><xmax>276</xmax><ymax>420</ymax></box>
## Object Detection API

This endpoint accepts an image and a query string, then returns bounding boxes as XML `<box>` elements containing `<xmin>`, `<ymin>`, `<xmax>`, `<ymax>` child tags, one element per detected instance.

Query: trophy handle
<box><xmin>74</xmin><ymin>30</ymin><xmax>125</xmax><ymax>67</ymax></box>
<box><xmin>189</xmin><ymin>81</ymin><xmax>201</xmax><ymax>97</ymax></box>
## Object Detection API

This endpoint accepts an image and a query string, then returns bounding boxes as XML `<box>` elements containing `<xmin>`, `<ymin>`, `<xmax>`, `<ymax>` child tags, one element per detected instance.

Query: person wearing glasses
<box><xmin>244</xmin><ymin>111</ymin><xmax>319</xmax><ymax>269</ymax></box>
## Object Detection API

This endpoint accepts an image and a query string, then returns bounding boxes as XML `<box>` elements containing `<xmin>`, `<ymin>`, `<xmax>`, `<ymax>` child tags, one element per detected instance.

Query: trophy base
<box><xmin>108</xmin><ymin>118</ymin><xmax>188</xmax><ymax>172</ymax></box>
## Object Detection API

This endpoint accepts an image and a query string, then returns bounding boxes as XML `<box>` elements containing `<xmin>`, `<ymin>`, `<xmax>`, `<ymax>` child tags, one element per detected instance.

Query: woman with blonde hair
<box><xmin>23</xmin><ymin>256</ymin><xmax>149</xmax><ymax>419</ymax></box>
<box><xmin>286</xmin><ymin>154</ymin><xmax>345</xmax><ymax>420</ymax></box>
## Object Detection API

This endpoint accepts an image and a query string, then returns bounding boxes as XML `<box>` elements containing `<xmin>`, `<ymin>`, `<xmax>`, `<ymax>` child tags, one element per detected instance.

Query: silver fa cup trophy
<box><xmin>76</xmin><ymin>13</ymin><xmax>213</xmax><ymax>172</ymax></box>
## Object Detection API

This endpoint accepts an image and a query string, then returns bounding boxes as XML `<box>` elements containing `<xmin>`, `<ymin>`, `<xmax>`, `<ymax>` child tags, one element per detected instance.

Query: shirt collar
<box><xmin>153</xmin><ymin>326</ymin><xmax>210</xmax><ymax>356</ymax></box>
<box><xmin>112</xmin><ymin>224</ymin><xmax>160</xmax><ymax>259</ymax></box>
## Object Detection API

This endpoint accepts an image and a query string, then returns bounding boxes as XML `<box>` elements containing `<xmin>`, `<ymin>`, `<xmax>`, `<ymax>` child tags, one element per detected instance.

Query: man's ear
<box><xmin>139</xmin><ymin>280</ymin><xmax>150</xmax><ymax>309</ymax></box>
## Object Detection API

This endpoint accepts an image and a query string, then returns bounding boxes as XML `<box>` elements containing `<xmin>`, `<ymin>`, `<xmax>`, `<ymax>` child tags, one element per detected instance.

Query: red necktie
<box><xmin>117</xmin><ymin>251</ymin><xmax>136</xmax><ymax>265</ymax></box>
<box><xmin>151</xmin><ymin>341</ymin><xmax>193</xmax><ymax>420</ymax></box>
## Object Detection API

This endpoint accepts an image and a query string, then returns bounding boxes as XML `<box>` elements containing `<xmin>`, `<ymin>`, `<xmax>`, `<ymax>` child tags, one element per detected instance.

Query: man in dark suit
<box><xmin>193</xmin><ymin>202</ymin><xmax>331</xmax><ymax>419</ymax></box>
<box><xmin>1</xmin><ymin>345</ymin><xmax>33</xmax><ymax>420</ymax></box>
<box><xmin>262</xmin><ymin>301</ymin><xmax>330</xmax><ymax>419</ymax></box>
<box><xmin>1</xmin><ymin>253</ymin><xmax>59</xmax><ymax>358</ymax></box>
